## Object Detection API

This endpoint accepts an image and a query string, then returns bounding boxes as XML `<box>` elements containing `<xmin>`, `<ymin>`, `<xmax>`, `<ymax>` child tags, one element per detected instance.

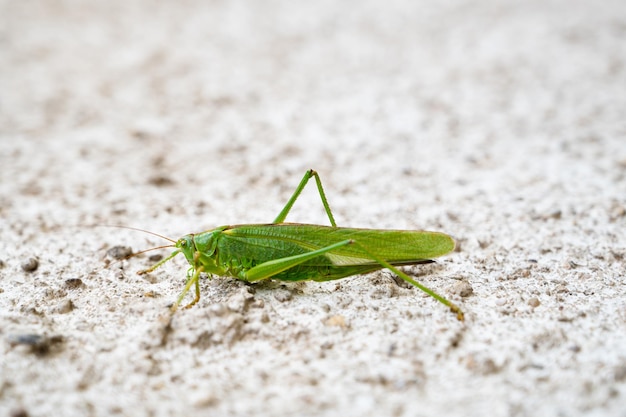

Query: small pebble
<box><xmin>107</xmin><ymin>246</ymin><xmax>133</xmax><ymax>260</ymax></box>
<box><xmin>10</xmin><ymin>408</ymin><xmax>30</xmax><ymax>417</ymax></box>
<box><xmin>7</xmin><ymin>334</ymin><xmax>64</xmax><ymax>356</ymax></box>
<box><xmin>8</xmin><ymin>334</ymin><xmax>44</xmax><ymax>346</ymax></box>
<box><xmin>148</xmin><ymin>175</ymin><xmax>174</xmax><ymax>187</ymax></box>
<box><xmin>324</xmin><ymin>315</ymin><xmax>347</xmax><ymax>328</ymax></box>
<box><xmin>227</xmin><ymin>288</ymin><xmax>255</xmax><ymax>313</ymax></box>
<box><xmin>64</xmin><ymin>278</ymin><xmax>84</xmax><ymax>289</ymax></box>
<box><xmin>259</xmin><ymin>312</ymin><xmax>270</xmax><ymax>323</ymax></box>
<box><xmin>452</xmin><ymin>279</ymin><xmax>474</xmax><ymax>297</ymax></box>
<box><xmin>21</xmin><ymin>257</ymin><xmax>39</xmax><ymax>272</ymax></box>
<box><xmin>528</xmin><ymin>297</ymin><xmax>541</xmax><ymax>308</ymax></box>
<box><xmin>209</xmin><ymin>303</ymin><xmax>229</xmax><ymax>317</ymax></box>
<box><xmin>52</xmin><ymin>299</ymin><xmax>74</xmax><ymax>314</ymax></box>
<box><xmin>568</xmin><ymin>344</ymin><xmax>581</xmax><ymax>353</ymax></box>
<box><xmin>273</xmin><ymin>288</ymin><xmax>292</xmax><ymax>302</ymax></box>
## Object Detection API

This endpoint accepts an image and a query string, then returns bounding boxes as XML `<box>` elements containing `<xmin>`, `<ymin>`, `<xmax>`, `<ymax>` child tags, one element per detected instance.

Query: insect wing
<box><xmin>221</xmin><ymin>224</ymin><xmax>454</xmax><ymax>266</ymax></box>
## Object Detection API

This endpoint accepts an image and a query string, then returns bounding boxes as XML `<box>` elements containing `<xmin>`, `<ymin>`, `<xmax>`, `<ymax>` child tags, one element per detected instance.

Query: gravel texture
<box><xmin>1</xmin><ymin>1</ymin><xmax>625</xmax><ymax>416</ymax></box>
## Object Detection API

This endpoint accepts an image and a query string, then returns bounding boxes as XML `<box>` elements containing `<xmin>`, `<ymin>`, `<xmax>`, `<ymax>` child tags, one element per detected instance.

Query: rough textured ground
<box><xmin>1</xmin><ymin>1</ymin><xmax>625</xmax><ymax>416</ymax></box>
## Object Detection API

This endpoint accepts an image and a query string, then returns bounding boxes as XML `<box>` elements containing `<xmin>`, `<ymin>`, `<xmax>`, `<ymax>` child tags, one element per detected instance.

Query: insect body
<box><xmin>137</xmin><ymin>170</ymin><xmax>463</xmax><ymax>321</ymax></box>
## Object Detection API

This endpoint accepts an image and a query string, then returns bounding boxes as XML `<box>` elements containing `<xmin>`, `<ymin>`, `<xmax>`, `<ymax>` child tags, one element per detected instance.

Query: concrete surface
<box><xmin>1</xmin><ymin>1</ymin><xmax>625</xmax><ymax>416</ymax></box>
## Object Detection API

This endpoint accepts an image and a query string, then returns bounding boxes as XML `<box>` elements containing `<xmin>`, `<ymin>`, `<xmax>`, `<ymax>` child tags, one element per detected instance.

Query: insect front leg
<box><xmin>171</xmin><ymin>266</ymin><xmax>204</xmax><ymax>312</ymax></box>
<box><xmin>273</xmin><ymin>169</ymin><xmax>337</xmax><ymax>226</ymax></box>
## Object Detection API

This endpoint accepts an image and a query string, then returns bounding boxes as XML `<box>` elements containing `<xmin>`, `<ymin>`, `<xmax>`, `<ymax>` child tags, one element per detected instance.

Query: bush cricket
<box><xmin>134</xmin><ymin>170</ymin><xmax>463</xmax><ymax>321</ymax></box>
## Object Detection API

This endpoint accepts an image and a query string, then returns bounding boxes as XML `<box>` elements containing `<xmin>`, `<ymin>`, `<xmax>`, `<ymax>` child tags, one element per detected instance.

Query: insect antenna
<box><xmin>96</xmin><ymin>225</ymin><xmax>177</xmax><ymax>243</ymax></box>
<box><xmin>124</xmin><ymin>244</ymin><xmax>175</xmax><ymax>260</ymax></box>
<box><xmin>86</xmin><ymin>224</ymin><xmax>179</xmax><ymax>272</ymax></box>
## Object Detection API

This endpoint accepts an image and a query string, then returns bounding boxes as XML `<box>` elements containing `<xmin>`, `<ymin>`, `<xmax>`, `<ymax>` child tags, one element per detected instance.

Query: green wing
<box><xmin>218</xmin><ymin>223</ymin><xmax>454</xmax><ymax>269</ymax></box>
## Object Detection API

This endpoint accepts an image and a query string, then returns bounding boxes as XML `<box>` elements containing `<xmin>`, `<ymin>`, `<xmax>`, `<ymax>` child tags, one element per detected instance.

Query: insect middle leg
<box><xmin>273</xmin><ymin>169</ymin><xmax>337</xmax><ymax>226</ymax></box>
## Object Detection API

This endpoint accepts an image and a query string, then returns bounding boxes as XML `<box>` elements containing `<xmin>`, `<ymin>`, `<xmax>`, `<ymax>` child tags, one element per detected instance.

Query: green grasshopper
<box><xmin>137</xmin><ymin>170</ymin><xmax>463</xmax><ymax>321</ymax></box>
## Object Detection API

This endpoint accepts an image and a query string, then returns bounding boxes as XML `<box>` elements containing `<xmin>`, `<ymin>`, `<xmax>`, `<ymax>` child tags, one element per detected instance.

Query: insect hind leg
<box><xmin>349</xmin><ymin>241</ymin><xmax>464</xmax><ymax>321</ymax></box>
<box><xmin>273</xmin><ymin>169</ymin><xmax>337</xmax><ymax>226</ymax></box>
